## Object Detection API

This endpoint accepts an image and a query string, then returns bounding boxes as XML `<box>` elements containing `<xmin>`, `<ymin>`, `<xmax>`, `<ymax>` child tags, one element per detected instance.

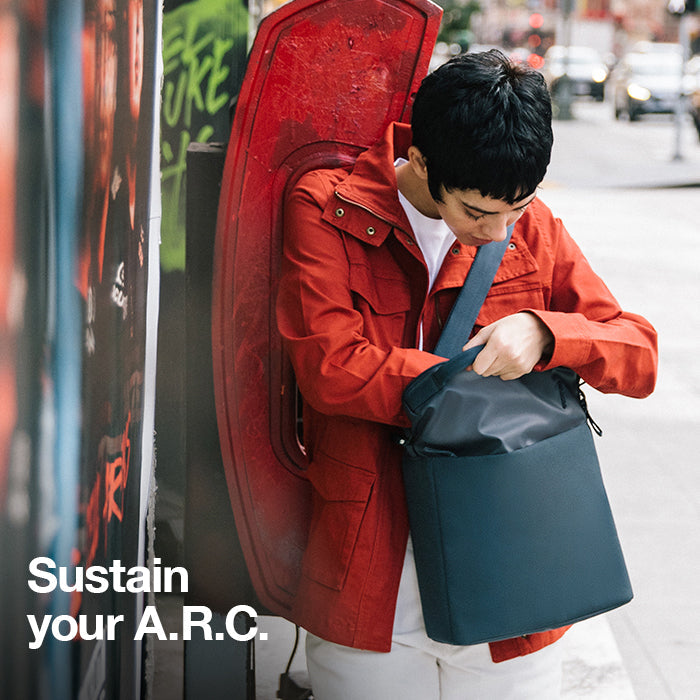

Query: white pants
<box><xmin>305</xmin><ymin>540</ymin><xmax>563</xmax><ymax>700</ymax></box>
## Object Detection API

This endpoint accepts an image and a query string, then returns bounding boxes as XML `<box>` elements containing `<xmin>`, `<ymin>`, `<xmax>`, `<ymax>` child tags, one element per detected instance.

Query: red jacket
<box><xmin>276</xmin><ymin>122</ymin><xmax>657</xmax><ymax>661</ymax></box>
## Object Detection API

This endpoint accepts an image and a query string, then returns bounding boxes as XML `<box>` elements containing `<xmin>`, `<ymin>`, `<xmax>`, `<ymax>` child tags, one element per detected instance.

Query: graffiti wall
<box><xmin>161</xmin><ymin>0</ymin><xmax>248</xmax><ymax>272</ymax></box>
<box><xmin>0</xmin><ymin>1</ymin><xmax>161</xmax><ymax>698</ymax></box>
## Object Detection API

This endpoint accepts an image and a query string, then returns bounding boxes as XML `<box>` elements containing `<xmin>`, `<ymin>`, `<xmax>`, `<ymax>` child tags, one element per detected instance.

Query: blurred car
<box><xmin>629</xmin><ymin>41</ymin><xmax>683</xmax><ymax>57</ymax></box>
<box><xmin>542</xmin><ymin>45</ymin><xmax>609</xmax><ymax>102</ymax></box>
<box><xmin>611</xmin><ymin>50</ymin><xmax>684</xmax><ymax>121</ymax></box>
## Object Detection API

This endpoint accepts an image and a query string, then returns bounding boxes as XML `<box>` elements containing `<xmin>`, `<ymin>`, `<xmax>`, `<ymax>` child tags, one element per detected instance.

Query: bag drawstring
<box><xmin>577</xmin><ymin>382</ymin><xmax>603</xmax><ymax>436</ymax></box>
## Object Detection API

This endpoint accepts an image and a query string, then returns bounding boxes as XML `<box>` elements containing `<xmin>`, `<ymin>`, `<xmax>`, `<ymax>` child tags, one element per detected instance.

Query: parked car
<box><xmin>611</xmin><ymin>50</ymin><xmax>684</xmax><ymax>121</ymax></box>
<box><xmin>542</xmin><ymin>45</ymin><xmax>609</xmax><ymax>102</ymax></box>
<box><xmin>629</xmin><ymin>41</ymin><xmax>683</xmax><ymax>57</ymax></box>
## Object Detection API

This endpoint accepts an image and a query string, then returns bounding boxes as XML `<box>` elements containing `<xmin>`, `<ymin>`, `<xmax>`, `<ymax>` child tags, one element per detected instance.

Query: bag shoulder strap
<box><xmin>433</xmin><ymin>224</ymin><xmax>514</xmax><ymax>358</ymax></box>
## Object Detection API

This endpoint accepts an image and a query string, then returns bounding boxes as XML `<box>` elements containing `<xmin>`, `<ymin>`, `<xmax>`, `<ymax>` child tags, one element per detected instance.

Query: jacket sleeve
<box><xmin>276</xmin><ymin>173</ymin><xmax>440</xmax><ymax>427</ymax></box>
<box><xmin>524</xmin><ymin>204</ymin><xmax>658</xmax><ymax>398</ymax></box>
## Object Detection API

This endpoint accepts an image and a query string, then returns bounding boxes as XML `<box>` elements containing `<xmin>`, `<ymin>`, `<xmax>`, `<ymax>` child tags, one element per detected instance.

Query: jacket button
<box><xmin>335</xmin><ymin>207</ymin><xmax>345</xmax><ymax>218</ymax></box>
<box><xmin>451</xmin><ymin>247</ymin><xmax>460</xmax><ymax>255</ymax></box>
<box><xmin>366</xmin><ymin>226</ymin><xmax>376</xmax><ymax>236</ymax></box>
<box><xmin>508</xmin><ymin>242</ymin><xmax>516</xmax><ymax>250</ymax></box>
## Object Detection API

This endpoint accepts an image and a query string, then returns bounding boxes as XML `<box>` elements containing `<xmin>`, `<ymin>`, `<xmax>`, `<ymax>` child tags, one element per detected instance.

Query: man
<box><xmin>276</xmin><ymin>50</ymin><xmax>657</xmax><ymax>698</ymax></box>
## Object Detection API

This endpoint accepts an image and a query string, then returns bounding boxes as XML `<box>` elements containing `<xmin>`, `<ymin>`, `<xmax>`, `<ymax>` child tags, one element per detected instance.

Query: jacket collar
<box><xmin>322</xmin><ymin>123</ymin><xmax>414</xmax><ymax>246</ymax></box>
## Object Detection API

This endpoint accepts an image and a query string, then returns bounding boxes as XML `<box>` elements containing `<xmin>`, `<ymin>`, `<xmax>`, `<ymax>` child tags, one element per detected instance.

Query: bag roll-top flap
<box><xmin>403</xmin><ymin>345</ymin><xmax>483</xmax><ymax>417</ymax></box>
<box><xmin>402</xmin><ymin>346</ymin><xmax>587</xmax><ymax>457</ymax></box>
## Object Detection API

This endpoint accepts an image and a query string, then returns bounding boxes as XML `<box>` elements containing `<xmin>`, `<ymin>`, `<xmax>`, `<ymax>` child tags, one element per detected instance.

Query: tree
<box><xmin>436</xmin><ymin>0</ymin><xmax>482</xmax><ymax>50</ymax></box>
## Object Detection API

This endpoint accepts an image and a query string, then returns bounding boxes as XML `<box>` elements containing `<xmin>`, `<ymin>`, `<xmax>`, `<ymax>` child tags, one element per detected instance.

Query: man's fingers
<box><xmin>463</xmin><ymin>325</ymin><xmax>492</xmax><ymax>353</ymax></box>
<box><xmin>471</xmin><ymin>347</ymin><xmax>498</xmax><ymax>376</ymax></box>
<box><xmin>461</xmin><ymin>313</ymin><xmax>550</xmax><ymax>378</ymax></box>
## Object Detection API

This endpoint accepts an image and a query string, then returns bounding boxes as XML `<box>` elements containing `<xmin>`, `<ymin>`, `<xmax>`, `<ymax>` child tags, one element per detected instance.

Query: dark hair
<box><xmin>411</xmin><ymin>49</ymin><xmax>553</xmax><ymax>204</ymax></box>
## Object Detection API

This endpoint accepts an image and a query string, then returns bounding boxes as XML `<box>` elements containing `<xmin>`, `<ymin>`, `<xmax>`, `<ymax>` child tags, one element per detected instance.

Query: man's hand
<box><xmin>463</xmin><ymin>312</ymin><xmax>554</xmax><ymax>380</ymax></box>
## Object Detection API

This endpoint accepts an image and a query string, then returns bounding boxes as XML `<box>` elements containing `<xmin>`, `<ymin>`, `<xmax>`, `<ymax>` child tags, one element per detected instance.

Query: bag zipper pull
<box><xmin>577</xmin><ymin>384</ymin><xmax>603</xmax><ymax>436</ymax></box>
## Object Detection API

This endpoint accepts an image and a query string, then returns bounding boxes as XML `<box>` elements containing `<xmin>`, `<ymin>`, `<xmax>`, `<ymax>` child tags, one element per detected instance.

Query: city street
<box><xmin>545</xmin><ymin>99</ymin><xmax>700</xmax><ymax>189</ymax></box>
<box><xmin>537</xmin><ymin>98</ymin><xmax>700</xmax><ymax>699</ymax></box>
<box><xmin>254</xmin><ymin>102</ymin><xmax>700</xmax><ymax>700</ymax></box>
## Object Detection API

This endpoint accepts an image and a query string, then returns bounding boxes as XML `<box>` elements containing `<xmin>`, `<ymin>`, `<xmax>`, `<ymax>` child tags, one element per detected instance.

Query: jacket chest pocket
<box><xmin>476</xmin><ymin>244</ymin><xmax>547</xmax><ymax>327</ymax></box>
<box><xmin>349</xmin><ymin>263</ymin><xmax>412</xmax><ymax>350</ymax></box>
<box><xmin>476</xmin><ymin>281</ymin><xmax>547</xmax><ymax>327</ymax></box>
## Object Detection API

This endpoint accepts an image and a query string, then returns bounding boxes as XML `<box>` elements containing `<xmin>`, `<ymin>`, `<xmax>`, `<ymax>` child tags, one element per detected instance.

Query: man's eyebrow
<box><xmin>462</xmin><ymin>193</ymin><xmax>537</xmax><ymax>215</ymax></box>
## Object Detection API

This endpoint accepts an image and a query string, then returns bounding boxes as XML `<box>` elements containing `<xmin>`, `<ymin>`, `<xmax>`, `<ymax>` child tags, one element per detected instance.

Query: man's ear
<box><xmin>407</xmin><ymin>146</ymin><xmax>429</xmax><ymax>181</ymax></box>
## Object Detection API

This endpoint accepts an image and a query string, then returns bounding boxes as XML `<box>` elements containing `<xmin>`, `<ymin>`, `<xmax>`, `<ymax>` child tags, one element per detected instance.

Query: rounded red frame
<box><xmin>212</xmin><ymin>0</ymin><xmax>441</xmax><ymax>616</ymax></box>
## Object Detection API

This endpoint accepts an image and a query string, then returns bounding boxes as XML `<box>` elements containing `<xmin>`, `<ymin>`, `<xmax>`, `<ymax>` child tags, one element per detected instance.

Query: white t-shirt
<box><xmin>395</xmin><ymin>159</ymin><xmax>455</xmax><ymax>348</ymax></box>
<box><xmin>395</xmin><ymin>159</ymin><xmax>454</xmax><ymax>291</ymax></box>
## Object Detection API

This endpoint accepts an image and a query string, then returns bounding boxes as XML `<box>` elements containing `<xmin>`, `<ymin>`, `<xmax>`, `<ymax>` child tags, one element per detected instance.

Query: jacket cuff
<box><xmin>524</xmin><ymin>309</ymin><xmax>593</xmax><ymax>371</ymax></box>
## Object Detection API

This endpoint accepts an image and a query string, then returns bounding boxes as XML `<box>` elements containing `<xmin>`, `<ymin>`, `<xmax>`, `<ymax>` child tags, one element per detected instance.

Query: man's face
<box><xmin>434</xmin><ymin>187</ymin><xmax>537</xmax><ymax>247</ymax></box>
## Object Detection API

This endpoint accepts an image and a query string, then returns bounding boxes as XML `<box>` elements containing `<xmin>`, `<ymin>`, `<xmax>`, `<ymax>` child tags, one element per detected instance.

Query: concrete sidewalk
<box><xmin>536</xmin><ymin>180</ymin><xmax>700</xmax><ymax>699</ymax></box>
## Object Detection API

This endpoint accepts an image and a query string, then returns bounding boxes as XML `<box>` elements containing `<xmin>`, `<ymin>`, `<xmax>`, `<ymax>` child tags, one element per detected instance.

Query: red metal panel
<box><xmin>212</xmin><ymin>0</ymin><xmax>441</xmax><ymax>616</ymax></box>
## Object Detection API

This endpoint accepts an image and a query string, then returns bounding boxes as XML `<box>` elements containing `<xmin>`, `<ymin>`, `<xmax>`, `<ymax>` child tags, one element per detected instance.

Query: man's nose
<box><xmin>483</xmin><ymin>215</ymin><xmax>509</xmax><ymax>242</ymax></box>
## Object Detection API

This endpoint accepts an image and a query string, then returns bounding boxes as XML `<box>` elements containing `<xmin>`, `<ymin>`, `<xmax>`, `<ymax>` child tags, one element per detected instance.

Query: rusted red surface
<box><xmin>212</xmin><ymin>0</ymin><xmax>441</xmax><ymax>616</ymax></box>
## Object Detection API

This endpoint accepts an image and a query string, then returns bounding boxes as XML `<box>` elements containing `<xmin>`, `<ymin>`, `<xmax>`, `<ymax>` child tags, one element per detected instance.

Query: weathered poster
<box><xmin>0</xmin><ymin>1</ymin><xmax>19</xmax><ymax>516</ymax></box>
<box><xmin>74</xmin><ymin>1</ymin><xmax>159</xmax><ymax>697</ymax></box>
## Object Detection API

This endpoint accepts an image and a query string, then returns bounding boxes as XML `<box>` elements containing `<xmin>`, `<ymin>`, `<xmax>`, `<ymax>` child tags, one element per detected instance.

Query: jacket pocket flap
<box><xmin>303</xmin><ymin>456</ymin><xmax>376</xmax><ymax>590</ymax></box>
<box><xmin>308</xmin><ymin>454</ymin><xmax>376</xmax><ymax>502</ymax></box>
<box><xmin>349</xmin><ymin>263</ymin><xmax>411</xmax><ymax>315</ymax></box>
<box><xmin>491</xmin><ymin>244</ymin><xmax>539</xmax><ymax>287</ymax></box>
